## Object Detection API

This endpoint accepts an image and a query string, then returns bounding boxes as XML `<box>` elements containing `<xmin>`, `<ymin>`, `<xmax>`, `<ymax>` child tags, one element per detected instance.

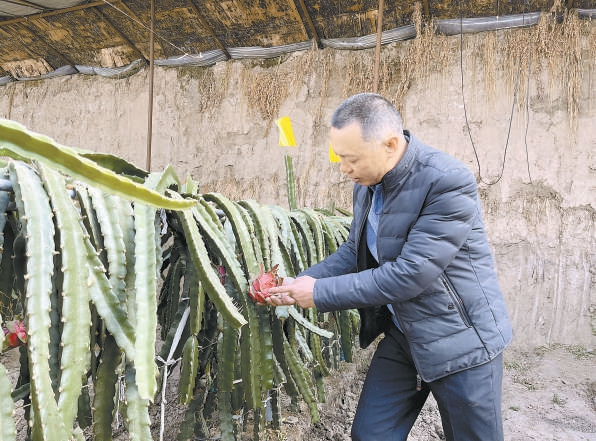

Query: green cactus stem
<box><xmin>83</xmin><ymin>236</ymin><xmax>136</xmax><ymax>359</ymax></box>
<box><xmin>287</xmin><ymin>307</ymin><xmax>333</xmax><ymax>339</ymax></box>
<box><xmin>338</xmin><ymin>310</ymin><xmax>354</xmax><ymax>363</ymax></box>
<box><xmin>87</xmin><ymin>189</ymin><xmax>128</xmax><ymax>306</ymax></box>
<box><xmin>92</xmin><ymin>334</ymin><xmax>121</xmax><ymax>441</ymax></box>
<box><xmin>288</xmin><ymin>211</ymin><xmax>318</xmax><ymax>267</ymax></box>
<box><xmin>0</xmin><ymin>363</ymin><xmax>16</xmax><ymax>441</ymax></box>
<box><xmin>39</xmin><ymin>164</ymin><xmax>92</xmax><ymax>429</ymax></box>
<box><xmin>168</xmin><ymin>192</ymin><xmax>246</xmax><ymax>330</ymax></box>
<box><xmin>178</xmin><ymin>335</ymin><xmax>199</xmax><ymax>405</ymax></box>
<box><xmin>124</xmin><ymin>363</ymin><xmax>152</xmax><ymax>441</ymax></box>
<box><xmin>131</xmin><ymin>200</ymin><xmax>159</xmax><ymax>400</ymax></box>
<box><xmin>296</xmin><ymin>208</ymin><xmax>326</xmax><ymax>263</ymax></box>
<box><xmin>284</xmin><ymin>154</ymin><xmax>297</xmax><ymax>211</ymax></box>
<box><xmin>9</xmin><ymin>161</ymin><xmax>71</xmax><ymax>441</ymax></box>
<box><xmin>282</xmin><ymin>333</ymin><xmax>319</xmax><ymax>423</ymax></box>
<box><xmin>0</xmin><ymin>119</ymin><xmax>194</xmax><ymax>210</ymax></box>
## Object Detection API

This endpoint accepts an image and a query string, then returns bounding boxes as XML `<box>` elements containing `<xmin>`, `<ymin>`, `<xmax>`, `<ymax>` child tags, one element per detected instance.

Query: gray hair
<box><xmin>331</xmin><ymin>93</ymin><xmax>403</xmax><ymax>142</ymax></box>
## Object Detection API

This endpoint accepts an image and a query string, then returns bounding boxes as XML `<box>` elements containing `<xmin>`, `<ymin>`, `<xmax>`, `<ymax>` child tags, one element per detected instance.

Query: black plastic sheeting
<box><xmin>1</xmin><ymin>10</ymin><xmax>594</xmax><ymax>85</ymax></box>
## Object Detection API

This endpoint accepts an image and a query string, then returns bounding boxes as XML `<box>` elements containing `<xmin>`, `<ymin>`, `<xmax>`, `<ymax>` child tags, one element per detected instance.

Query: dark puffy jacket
<box><xmin>302</xmin><ymin>131</ymin><xmax>512</xmax><ymax>382</ymax></box>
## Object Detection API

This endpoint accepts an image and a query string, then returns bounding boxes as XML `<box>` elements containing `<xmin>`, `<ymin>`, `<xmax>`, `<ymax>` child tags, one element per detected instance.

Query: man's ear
<box><xmin>384</xmin><ymin>135</ymin><xmax>400</xmax><ymax>153</ymax></box>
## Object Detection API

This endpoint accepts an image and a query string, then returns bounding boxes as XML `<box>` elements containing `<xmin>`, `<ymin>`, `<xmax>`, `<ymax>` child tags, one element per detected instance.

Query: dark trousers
<box><xmin>351</xmin><ymin>325</ymin><xmax>504</xmax><ymax>441</ymax></box>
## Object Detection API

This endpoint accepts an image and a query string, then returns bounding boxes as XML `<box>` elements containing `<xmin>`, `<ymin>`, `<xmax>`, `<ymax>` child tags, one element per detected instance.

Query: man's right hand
<box><xmin>266</xmin><ymin>276</ymin><xmax>316</xmax><ymax>309</ymax></box>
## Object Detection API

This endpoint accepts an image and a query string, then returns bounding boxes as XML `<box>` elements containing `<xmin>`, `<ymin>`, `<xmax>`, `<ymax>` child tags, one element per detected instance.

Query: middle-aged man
<box><xmin>267</xmin><ymin>93</ymin><xmax>513</xmax><ymax>441</ymax></box>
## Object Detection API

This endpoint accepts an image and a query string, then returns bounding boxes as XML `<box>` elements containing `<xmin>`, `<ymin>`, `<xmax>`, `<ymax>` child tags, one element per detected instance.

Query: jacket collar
<box><xmin>379</xmin><ymin>130</ymin><xmax>418</xmax><ymax>192</ymax></box>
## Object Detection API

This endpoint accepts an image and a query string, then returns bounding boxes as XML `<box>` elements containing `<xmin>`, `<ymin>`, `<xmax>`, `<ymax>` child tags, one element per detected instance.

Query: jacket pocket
<box><xmin>440</xmin><ymin>275</ymin><xmax>472</xmax><ymax>328</ymax></box>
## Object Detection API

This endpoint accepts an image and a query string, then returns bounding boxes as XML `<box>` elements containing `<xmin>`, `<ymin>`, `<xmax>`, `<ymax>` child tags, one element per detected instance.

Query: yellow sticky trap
<box><xmin>329</xmin><ymin>142</ymin><xmax>340</xmax><ymax>163</ymax></box>
<box><xmin>275</xmin><ymin>116</ymin><xmax>296</xmax><ymax>147</ymax></box>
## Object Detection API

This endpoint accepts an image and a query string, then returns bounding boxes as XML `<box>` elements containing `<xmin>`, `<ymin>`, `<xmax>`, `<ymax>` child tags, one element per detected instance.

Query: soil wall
<box><xmin>1</xmin><ymin>25</ymin><xmax>595</xmax><ymax>350</ymax></box>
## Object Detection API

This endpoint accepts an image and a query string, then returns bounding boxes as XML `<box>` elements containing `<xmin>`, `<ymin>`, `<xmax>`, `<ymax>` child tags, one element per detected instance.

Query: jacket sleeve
<box><xmin>313</xmin><ymin>168</ymin><xmax>479</xmax><ymax>312</ymax></box>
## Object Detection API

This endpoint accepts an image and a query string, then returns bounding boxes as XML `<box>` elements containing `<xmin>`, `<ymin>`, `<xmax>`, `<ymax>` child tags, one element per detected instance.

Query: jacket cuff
<box><xmin>312</xmin><ymin>278</ymin><xmax>334</xmax><ymax>313</ymax></box>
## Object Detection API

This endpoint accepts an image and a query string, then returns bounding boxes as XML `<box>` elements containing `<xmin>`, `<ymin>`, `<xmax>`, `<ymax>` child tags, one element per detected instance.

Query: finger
<box><xmin>281</xmin><ymin>277</ymin><xmax>295</xmax><ymax>286</ymax></box>
<box><xmin>268</xmin><ymin>293</ymin><xmax>294</xmax><ymax>306</ymax></box>
<box><xmin>268</xmin><ymin>286</ymin><xmax>289</xmax><ymax>296</ymax></box>
<box><xmin>265</xmin><ymin>294</ymin><xmax>284</xmax><ymax>306</ymax></box>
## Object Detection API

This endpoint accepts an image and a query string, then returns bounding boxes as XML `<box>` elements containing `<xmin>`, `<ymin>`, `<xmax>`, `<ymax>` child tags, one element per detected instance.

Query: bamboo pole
<box><xmin>146</xmin><ymin>0</ymin><xmax>155</xmax><ymax>172</ymax></box>
<box><xmin>373</xmin><ymin>0</ymin><xmax>385</xmax><ymax>94</ymax></box>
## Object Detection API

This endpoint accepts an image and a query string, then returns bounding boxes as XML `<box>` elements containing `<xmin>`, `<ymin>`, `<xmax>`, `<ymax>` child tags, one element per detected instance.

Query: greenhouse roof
<box><xmin>0</xmin><ymin>0</ymin><xmax>594</xmax><ymax>82</ymax></box>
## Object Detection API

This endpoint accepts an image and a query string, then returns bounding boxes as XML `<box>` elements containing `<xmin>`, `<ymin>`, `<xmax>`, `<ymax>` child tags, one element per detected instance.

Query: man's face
<box><xmin>329</xmin><ymin>122</ymin><xmax>392</xmax><ymax>187</ymax></box>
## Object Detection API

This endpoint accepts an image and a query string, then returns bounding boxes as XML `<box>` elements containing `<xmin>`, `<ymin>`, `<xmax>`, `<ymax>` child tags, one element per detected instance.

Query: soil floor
<box><xmin>291</xmin><ymin>343</ymin><xmax>596</xmax><ymax>441</ymax></box>
<box><xmin>2</xmin><ymin>341</ymin><xmax>595</xmax><ymax>440</ymax></box>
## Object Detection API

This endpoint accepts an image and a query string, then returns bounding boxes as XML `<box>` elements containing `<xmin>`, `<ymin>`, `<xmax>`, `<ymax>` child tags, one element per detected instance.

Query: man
<box><xmin>267</xmin><ymin>93</ymin><xmax>512</xmax><ymax>441</ymax></box>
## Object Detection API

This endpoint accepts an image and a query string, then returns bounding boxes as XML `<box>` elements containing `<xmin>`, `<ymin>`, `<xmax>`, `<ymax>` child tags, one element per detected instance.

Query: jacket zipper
<box><xmin>441</xmin><ymin>275</ymin><xmax>472</xmax><ymax>328</ymax></box>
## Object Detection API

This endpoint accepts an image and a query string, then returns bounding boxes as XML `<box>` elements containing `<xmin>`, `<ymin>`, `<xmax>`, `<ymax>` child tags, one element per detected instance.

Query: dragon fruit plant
<box><xmin>0</xmin><ymin>119</ymin><xmax>355</xmax><ymax>441</ymax></box>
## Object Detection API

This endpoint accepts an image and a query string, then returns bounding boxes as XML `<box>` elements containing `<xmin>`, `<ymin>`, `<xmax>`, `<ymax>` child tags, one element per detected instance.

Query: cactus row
<box><xmin>0</xmin><ymin>120</ymin><xmax>357</xmax><ymax>440</ymax></box>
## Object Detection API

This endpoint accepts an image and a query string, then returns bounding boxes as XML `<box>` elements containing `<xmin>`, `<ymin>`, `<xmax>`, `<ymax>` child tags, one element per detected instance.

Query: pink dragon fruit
<box><xmin>3</xmin><ymin>319</ymin><xmax>27</xmax><ymax>349</ymax></box>
<box><xmin>248</xmin><ymin>264</ymin><xmax>282</xmax><ymax>304</ymax></box>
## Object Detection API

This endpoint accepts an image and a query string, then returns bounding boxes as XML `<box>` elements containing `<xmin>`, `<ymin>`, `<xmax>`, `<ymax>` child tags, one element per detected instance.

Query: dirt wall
<box><xmin>1</xmin><ymin>25</ymin><xmax>595</xmax><ymax>350</ymax></box>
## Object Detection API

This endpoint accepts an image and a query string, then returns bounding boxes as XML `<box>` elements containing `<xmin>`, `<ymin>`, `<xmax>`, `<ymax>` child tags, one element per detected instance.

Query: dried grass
<box><xmin>240</xmin><ymin>54</ymin><xmax>307</xmax><ymax>125</ymax></box>
<box><xmin>562</xmin><ymin>14</ymin><xmax>582</xmax><ymax>131</ymax></box>
<box><xmin>501</xmin><ymin>28</ymin><xmax>533</xmax><ymax>115</ymax></box>
<box><xmin>483</xmin><ymin>31</ymin><xmax>498</xmax><ymax>104</ymax></box>
<box><xmin>196</xmin><ymin>67</ymin><xmax>226</xmax><ymax>117</ymax></box>
<box><xmin>301</xmin><ymin>46</ymin><xmax>335</xmax><ymax>137</ymax></box>
<box><xmin>589</xmin><ymin>24</ymin><xmax>596</xmax><ymax>110</ymax></box>
<box><xmin>203</xmin><ymin>176</ymin><xmax>262</xmax><ymax>202</ymax></box>
<box><xmin>241</xmin><ymin>60</ymin><xmax>288</xmax><ymax>122</ymax></box>
<box><xmin>532</xmin><ymin>1</ymin><xmax>584</xmax><ymax>130</ymax></box>
<box><xmin>185</xmin><ymin>0</ymin><xmax>593</xmax><ymax>134</ymax></box>
<box><xmin>408</xmin><ymin>4</ymin><xmax>452</xmax><ymax>90</ymax></box>
<box><xmin>342</xmin><ymin>51</ymin><xmax>378</xmax><ymax>98</ymax></box>
<box><xmin>339</xmin><ymin>3</ymin><xmax>453</xmax><ymax>110</ymax></box>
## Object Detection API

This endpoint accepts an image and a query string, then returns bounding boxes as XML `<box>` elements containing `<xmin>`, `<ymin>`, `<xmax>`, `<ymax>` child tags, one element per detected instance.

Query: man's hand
<box><xmin>265</xmin><ymin>276</ymin><xmax>316</xmax><ymax>309</ymax></box>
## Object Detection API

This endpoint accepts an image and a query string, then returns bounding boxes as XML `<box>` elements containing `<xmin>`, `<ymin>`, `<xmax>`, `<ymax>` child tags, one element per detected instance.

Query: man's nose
<box><xmin>339</xmin><ymin>161</ymin><xmax>350</xmax><ymax>174</ymax></box>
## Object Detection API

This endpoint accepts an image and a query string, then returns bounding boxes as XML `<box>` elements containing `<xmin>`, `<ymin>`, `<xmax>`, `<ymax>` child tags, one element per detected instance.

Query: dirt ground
<box><xmin>2</xmin><ymin>341</ymin><xmax>595</xmax><ymax>440</ymax></box>
<box><xmin>291</xmin><ymin>343</ymin><xmax>596</xmax><ymax>441</ymax></box>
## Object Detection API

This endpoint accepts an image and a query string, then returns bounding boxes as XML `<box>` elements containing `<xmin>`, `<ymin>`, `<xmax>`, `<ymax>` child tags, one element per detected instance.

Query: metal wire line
<box><xmin>458</xmin><ymin>0</ymin><xmax>534</xmax><ymax>186</ymax></box>
<box><xmin>99</xmin><ymin>0</ymin><xmax>203</xmax><ymax>61</ymax></box>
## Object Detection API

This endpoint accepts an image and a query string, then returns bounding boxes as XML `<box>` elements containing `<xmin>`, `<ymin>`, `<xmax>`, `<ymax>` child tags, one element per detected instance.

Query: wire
<box><xmin>458</xmin><ymin>0</ymin><xmax>525</xmax><ymax>186</ymax></box>
<box><xmin>99</xmin><ymin>0</ymin><xmax>203</xmax><ymax>61</ymax></box>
